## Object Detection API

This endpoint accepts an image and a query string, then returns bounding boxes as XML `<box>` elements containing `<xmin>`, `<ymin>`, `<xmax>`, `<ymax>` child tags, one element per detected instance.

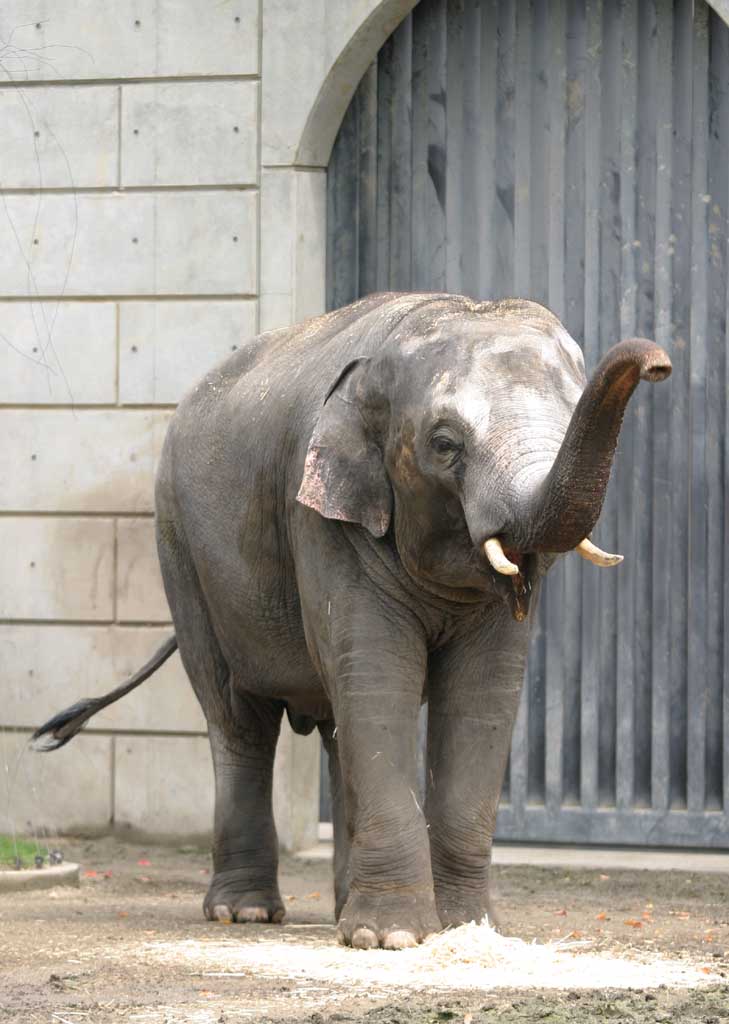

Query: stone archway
<box><xmin>258</xmin><ymin>1</ymin><xmax>418</xmax><ymax>334</ymax></box>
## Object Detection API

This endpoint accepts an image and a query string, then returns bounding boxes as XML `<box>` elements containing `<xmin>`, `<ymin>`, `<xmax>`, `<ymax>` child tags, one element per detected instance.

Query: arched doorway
<box><xmin>325</xmin><ymin>0</ymin><xmax>729</xmax><ymax>846</ymax></box>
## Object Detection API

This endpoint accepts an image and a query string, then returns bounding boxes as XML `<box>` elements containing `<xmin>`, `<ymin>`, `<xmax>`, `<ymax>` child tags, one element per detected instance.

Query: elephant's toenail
<box><xmin>212</xmin><ymin>904</ymin><xmax>233</xmax><ymax>922</ymax></box>
<box><xmin>351</xmin><ymin>926</ymin><xmax>378</xmax><ymax>949</ymax></box>
<box><xmin>383</xmin><ymin>929</ymin><xmax>418</xmax><ymax>950</ymax></box>
<box><xmin>235</xmin><ymin>906</ymin><xmax>269</xmax><ymax>923</ymax></box>
<box><xmin>270</xmin><ymin>908</ymin><xmax>285</xmax><ymax>923</ymax></box>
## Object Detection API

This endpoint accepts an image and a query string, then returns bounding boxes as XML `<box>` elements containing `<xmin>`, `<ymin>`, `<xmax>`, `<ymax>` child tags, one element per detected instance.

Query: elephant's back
<box><xmin>169</xmin><ymin>291</ymin><xmax>443</xmax><ymax>459</ymax></box>
<box><xmin>162</xmin><ymin>289</ymin><xmax>505</xmax><ymax>498</ymax></box>
<box><xmin>159</xmin><ymin>293</ymin><xmax>410</xmax><ymax>523</ymax></box>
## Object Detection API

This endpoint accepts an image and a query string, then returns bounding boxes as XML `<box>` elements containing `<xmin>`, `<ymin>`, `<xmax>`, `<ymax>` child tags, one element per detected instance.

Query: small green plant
<box><xmin>0</xmin><ymin>835</ymin><xmax>46</xmax><ymax>869</ymax></box>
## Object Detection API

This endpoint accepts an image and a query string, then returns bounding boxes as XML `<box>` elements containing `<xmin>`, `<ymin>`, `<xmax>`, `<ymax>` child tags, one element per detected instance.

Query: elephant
<box><xmin>33</xmin><ymin>292</ymin><xmax>671</xmax><ymax>950</ymax></box>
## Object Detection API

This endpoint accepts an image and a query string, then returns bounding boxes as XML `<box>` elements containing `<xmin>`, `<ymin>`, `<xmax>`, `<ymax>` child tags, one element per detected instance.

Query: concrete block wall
<box><xmin>0</xmin><ymin>0</ymin><xmax>416</xmax><ymax>850</ymax></box>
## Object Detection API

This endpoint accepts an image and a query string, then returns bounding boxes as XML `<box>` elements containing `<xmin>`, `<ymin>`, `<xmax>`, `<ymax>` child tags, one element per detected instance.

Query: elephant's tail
<box><xmin>30</xmin><ymin>635</ymin><xmax>179</xmax><ymax>752</ymax></box>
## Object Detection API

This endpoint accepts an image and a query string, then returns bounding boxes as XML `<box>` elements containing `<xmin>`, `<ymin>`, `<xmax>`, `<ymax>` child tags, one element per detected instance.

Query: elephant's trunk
<box><xmin>524</xmin><ymin>338</ymin><xmax>671</xmax><ymax>554</ymax></box>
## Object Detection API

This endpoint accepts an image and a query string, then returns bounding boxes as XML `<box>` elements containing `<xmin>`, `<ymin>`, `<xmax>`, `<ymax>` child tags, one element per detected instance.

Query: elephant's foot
<box><xmin>434</xmin><ymin>886</ymin><xmax>500</xmax><ymax>932</ymax></box>
<box><xmin>334</xmin><ymin>884</ymin><xmax>348</xmax><ymax>923</ymax></box>
<box><xmin>203</xmin><ymin>869</ymin><xmax>285</xmax><ymax>924</ymax></box>
<box><xmin>336</xmin><ymin>889</ymin><xmax>441</xmax><ymax>949</ymax></box>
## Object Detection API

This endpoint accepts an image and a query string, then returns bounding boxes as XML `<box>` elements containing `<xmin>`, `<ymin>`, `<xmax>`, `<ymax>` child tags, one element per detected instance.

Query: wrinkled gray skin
<box><xmin>155</xmin><ymin>292</ymin><xmax>670</xmax><ymax>949</ymax></box>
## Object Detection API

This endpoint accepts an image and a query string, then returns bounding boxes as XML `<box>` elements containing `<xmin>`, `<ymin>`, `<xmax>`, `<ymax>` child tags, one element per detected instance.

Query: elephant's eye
<box><xmin>429</xmin><ymin>433</ymin><xmax>463</xmax><ymax>462</ymax></box>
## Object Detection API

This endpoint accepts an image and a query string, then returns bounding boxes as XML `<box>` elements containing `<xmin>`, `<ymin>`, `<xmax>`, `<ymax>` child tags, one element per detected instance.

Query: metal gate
<box><xmin>323</xmin><ymin>0</ymin><xmax>729</xmax><ymax>847</ymax></box>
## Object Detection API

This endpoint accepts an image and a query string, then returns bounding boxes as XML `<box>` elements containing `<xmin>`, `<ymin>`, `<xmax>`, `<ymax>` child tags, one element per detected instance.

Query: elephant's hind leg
<box><xmin>205</xmin><ymin>706</ymin><xmax>285</xmax><ymax>924</ymax></box>
<box><xmin>157</xmin><ymin>519</ymin><xmax>284</xmax><ymax>925</ymax></box>
<box><xmin>319</xmin><ymin>721</ymin><xmax>351</xmax><ymax>921</ymax></box>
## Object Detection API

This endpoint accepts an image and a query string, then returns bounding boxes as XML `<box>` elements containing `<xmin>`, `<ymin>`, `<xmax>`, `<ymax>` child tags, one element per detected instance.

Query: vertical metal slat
<box><xmin>492</xmin><ymin>0</ymin><xmax>516</xmax><ymax>298</ymax></box>
<box><xmin>579</xmin><ymin>0</ymin><xmax>603</xmax><ymax>813</ymax></box>
<box><xmin>358</xmin><ymin>64</ymin><xmax>379</xmax><ymax>299</ymax></box>
<box><xmin>707</xmin><ymin>11</ymin><xmax>729</xmax><ymax>814</ymax></box>
<box><xmin>632</xmin><ymin>0</ymin><xmax>658</xmax><ymax>811</ymax></box>
<box><xmin>650</xmin><ymin>0</ymin><xmax>674</xmax><ymax>815</ymax></box>
<box><xmin>668</xmin><ymin>0</ymin><xmax>692</xmax><ymax>810</ymax></box>
<box><xmin>597</xmin><ymin>0</ymin><xmax>622</xmax><ymax>808</ymax></box>
<box><xmin>544</xmin><ymin>0</ymin><xmax>568</xmax><ymax>817</ymax></box>
<box><xmin>616</xmin><ymin>0</ymin><xmax>639</xmax><ymax>813</ymax></box>
<box><xmin>513</xmin><ymin>0</ymin><xmax>532</xmax><ymax>298</ymax></box>
<box><xmin>445</xmin><ymin>0</ymin><xmax>465</xmax><ymax>292</ymax></box>
<box><xmin>389</xmin><ymin>16</ymin><xmax>413</xmax><ymax>291</ymax></box>
<box><xmin>460</xmin><ymin>0</ymin><xmax>482</xmax><ymax>299</ymax></box>
<box><xmin>476</xmin><ymin>0</ymin><xmax>499</xmax><ymax>299</ymax></box>
<box><xmin>687</xmin><ymin>0</ymin><xmax>710</xmax><ymax>814</ymax></box>
<box><xmin>375</xmin><ymin>34</ymin><xmax>395</xmax><ymax>292</ymax></box>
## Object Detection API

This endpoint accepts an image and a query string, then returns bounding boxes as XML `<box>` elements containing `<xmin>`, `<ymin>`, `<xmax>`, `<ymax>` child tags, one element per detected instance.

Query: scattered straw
<box><xmin>139</xmin><ymin>918</ymin><xmax>722</xmax><ymax>994</ymax></box>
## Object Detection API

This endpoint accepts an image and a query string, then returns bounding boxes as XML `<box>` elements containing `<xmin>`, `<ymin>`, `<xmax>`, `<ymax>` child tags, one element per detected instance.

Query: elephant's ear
<box><xmin>296</xmin><ymin>359</ymin><xmax>392</xmax><ymax>538</ymax></box>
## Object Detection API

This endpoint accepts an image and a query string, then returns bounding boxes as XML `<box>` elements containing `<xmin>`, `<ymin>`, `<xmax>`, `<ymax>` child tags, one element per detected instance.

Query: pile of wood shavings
<box><xmin>143</xmin><ymin>921</ymin><xmax>722</xmax><ymax>992</ymax></box>
<box><xmin>417</xmin><ymin>917</ymin><xmax>579</xmax><ymax>968</ymax></box>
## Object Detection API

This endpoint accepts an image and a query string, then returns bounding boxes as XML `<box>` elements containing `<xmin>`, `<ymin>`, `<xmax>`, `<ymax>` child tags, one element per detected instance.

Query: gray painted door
<box><xmin>323</xmin><ymin>0</ymin><xmax>729</xmax><ymax>847</ymax></box>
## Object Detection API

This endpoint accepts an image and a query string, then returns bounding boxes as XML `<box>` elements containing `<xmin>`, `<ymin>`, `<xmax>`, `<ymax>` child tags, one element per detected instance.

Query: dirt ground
<box><xmin>0</xmin><ymin>836</ymin><xmax>727</xmax><ymax>1024</ymax></box>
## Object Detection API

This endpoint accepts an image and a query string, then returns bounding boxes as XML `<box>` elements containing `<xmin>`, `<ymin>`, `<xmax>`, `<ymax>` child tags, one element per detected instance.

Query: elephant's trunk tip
<box><xmin>523</xmin><ymin>337</ymin><xmax>671</xmax><ymax>555</ymax></box>
<box><xmin>628</xmin><ymin>338</ymin><xmax>672</xmax><ymax>383</ymax></box>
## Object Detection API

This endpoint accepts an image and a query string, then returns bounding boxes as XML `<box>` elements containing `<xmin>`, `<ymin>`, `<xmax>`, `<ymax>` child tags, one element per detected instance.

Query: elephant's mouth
<box><xmin>482</xmin><ymin>539</ymin><xmax>533</xmax><ymax>622</ymax></box>
<box><xmin>499</xmin><ymin>548</ymin><xmax>532</xmax><ymax>623</ymax></box>
<box><xmin>484</xmin><ymin>536</ymin><xmax>623</xmax><ymax>622</ymax></box>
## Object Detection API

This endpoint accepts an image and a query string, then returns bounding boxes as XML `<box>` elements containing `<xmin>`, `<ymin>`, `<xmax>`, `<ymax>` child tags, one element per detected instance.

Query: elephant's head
<box><xmin>297</xmin><ymin>296</ymin><xmax>671</xmax><ymax>620</ymax></box>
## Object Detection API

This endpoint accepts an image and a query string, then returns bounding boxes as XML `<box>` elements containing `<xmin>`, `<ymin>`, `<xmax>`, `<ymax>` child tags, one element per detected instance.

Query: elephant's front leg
<box><xmin>328</xmin><ymin>612</ymin><xmax>440</xmax><ymax>949</ymax></box>
<box><xmin>426</xmin><ymin>607</ymin><xmax>530</xmax><ymax>929</ymax></box>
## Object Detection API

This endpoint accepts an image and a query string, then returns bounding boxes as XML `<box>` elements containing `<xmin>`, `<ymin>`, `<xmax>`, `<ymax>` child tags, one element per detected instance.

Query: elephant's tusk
<box><xmin>484</xmin><ymin>537</ymin><xmax>520</xmax><ymax>576</ymax></box>
<box><xmin>574</xmin><ymin>537</ymin><xmax>624</xmax><ymax>567</ymax></box>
